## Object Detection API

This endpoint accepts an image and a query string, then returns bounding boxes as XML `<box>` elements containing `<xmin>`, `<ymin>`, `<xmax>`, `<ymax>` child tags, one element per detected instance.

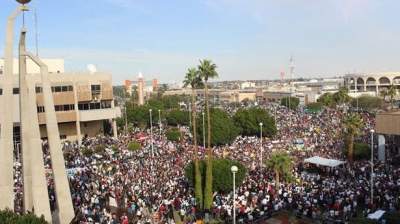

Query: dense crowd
<box><xmin>12</xmin><ymin>104</ymin><xmax>400</xmax><ymax>223</ymax></box>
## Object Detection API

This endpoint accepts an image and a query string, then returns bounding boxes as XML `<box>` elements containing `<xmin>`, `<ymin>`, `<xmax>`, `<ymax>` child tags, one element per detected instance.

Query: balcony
<box><xmin>79</xmin><ymin>107</ymin><xmax>121</xmax><ymax>122</ymax></box>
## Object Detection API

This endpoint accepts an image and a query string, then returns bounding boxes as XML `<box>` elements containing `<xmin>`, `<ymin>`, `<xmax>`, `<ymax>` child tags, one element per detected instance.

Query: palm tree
<box><xmin>388</xmin><ymin>85</ymin><xmax>397</xmax><ymax>109</ymax></box>
<box><xmin>342</xmin><ymin>113</ymin><xmax>363</xmax><ymax>163</ymax></box>
<box><xmin>380</xmin><ymin>89</ymin><xmax>388</xmax><ymax>102</ymax></box>
<box><xmin>183</xmin><ymin>67</ymin><xmax>204</xmax><ymax>209</ymax></box>
<box><xmin>333</xmin><ymin>87</ymin><xmax>351</xmax><ymax>107</ymax></box>
<box><xmin>266</xmin><ymin>152</ymin><xmax>293</xmax><ymax>191</ymax></box>
<box><xmin>198</xmin><ymin>59</ymin><xmax>218</xmax><ymax>210</ymax></box>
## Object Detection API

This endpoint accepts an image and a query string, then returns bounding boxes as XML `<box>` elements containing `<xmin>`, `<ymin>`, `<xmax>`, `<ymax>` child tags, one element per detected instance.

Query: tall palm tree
<box><xmin>266</xmin><ymin>152</ymin><xmax>293</xmax><ymax>191</ymax></box>
<box><xmin>183</xmin><ymin>67</ymin><xmax>204</xmax><ymax>209</ymax></box>
<box><xmin>198</xmin><ymin>59</ymin><xmax>218</xmax><ymax>210</ymax></box>
<box><xmin>388</xmin><ymin>85</ymin><xmax>397</xmax><ymax>109</ymax></box>
<box><xmin>342</xmin><ymin>113</ymin><xmax>363</xmax><ymax>163</ymax></box>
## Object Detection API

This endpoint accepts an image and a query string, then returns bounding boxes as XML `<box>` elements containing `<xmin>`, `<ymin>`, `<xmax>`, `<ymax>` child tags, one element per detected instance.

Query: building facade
<box><xmin>0</xmin><ymin>59</ymin><xmax>120</xmax><ymax>144</ymax></box>
<box><xmin>344</xmin><ymin>72</ymin><xmax>400</xmax><ymax>95</ymax></box>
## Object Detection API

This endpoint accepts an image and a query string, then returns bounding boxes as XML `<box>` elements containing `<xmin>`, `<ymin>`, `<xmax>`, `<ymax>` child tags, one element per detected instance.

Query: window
<box><xmin>61</xmin><ymin>86</ymin><xmax>68</xmax><ymax>92</ymax></box>
<box><xmin>13</xmin><ymin>88</ymin><xmax>19</xmax><ymax>95</ymax></box>
<box><xmin>35</xmin><ymin>86</ymin><xmax>42</xmax><ymax>93</ymax></box>
<box><xmin>54</xmin><ymin>86</ymin><xmax>62</xmax><ymax>92</ymax></box>
<box><xmin>37</xmin><ymin>106</ymin><xmax>45</xmax><ymax>113</ymax></box>
<box><xmin>91</xmin><ymin>85</ymin><xmax>101</xmax><ymax>92</ymax></box>
<box><xmin>89</xmin><ymin>102</ymin><xmax>101</xmax><ymax>110</ymax></box>
<box><xmin>78</xmin><ymin>103</ymin><xmax>89</xmax><ymax>110</ymax></box>
<box><xmin>101</xmin><ymin>101</ymin><xmax>112</xmax><ymax>109</ymax></box>
<box><xmin>60</xmin><ymin>135</ymin><xmax>66</xmax><ymax>140</ymax></box>
<box><xmin>55</xmin><ymin>105</ymin><xmax>63</xmax><ymax>111</ymax></box>
<box><xmin>0</xmin><ymin>89</ymin><xmax>2</xmax><ymax>95</ymax></box>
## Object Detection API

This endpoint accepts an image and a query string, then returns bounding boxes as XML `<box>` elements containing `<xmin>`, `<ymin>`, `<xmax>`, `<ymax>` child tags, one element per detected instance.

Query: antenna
<box><xmin>34</xmin><ymin>8</ymin><xmax>39</xmax><ymax>56</ymax></box>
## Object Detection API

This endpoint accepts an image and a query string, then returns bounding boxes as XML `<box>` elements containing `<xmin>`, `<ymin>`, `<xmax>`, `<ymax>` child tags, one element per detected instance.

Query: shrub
<box><xmin>280</xmin><ymin>97</ymin><xmax>300</xmax><ymax>110</ymax></box>
<box><xmin>166</xmin><ymin>128</ymin><xmax>181</xmax><ymax>142</ymax></box>
<box><xmin>305</xmin><ymin>102</ymin><xmax>323</xmax><ymax>113</ymax></box>
<box><xmin>185</xmin><ymin>159</ymin><xmax>246</xmax><ymax>193</ymax></box>
<box><xmin>233</xmin><ymin>107</ymin><xmax>277</xmax><ymax>138</ymax></box>
<box><xmin>166</xmin><ymin>109</ymin><xmax>189</xmax><ymax>126</ymax></box>
<box><xmin>81</xmin><ymin>147</ymin><xmax>93</xmax><ymax>157</ymax></box>
<box><xmin>128</xmin><ymin>140</ymin><xmax>141</xmax><ymax>151</ymax></box>
<box><xmin>0</xmin><ymin>209</ymin><xmax>48</xmax><ymax>224</ymax></box>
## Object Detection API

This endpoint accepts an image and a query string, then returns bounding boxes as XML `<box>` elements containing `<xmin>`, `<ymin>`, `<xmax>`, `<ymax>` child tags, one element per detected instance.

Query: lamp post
<box><xmin>158</xmin><ymin>109</ymin><xmax>162</xmax><ymax>135</ymax></box>
<box><xmin>370</xmin><ymin>129</ymin><xmax>375</xmax><ymax>206</ymax></box>
<box><xmin>231</xmin><ymin>165</ymin><xmax>238</xmax><ymax>224</ymax></box>
<box><xmin>202</xmin><ymin>111</ymin><xmax>205</xmax><ymax>149</ymax></box>
<box><xmin>259</xmin><ymin>122</ymin><xmax>263</xmax><ymax>167</ymax></box>
<box><xmin>149</xmin><ymin>109</ymin><xmax>154</xmax><ymax>157</ymax></box>
<box><xmin>189</xmin><ymin>102</ymin><xmax>192</xmax><ymax>128</ymax></box>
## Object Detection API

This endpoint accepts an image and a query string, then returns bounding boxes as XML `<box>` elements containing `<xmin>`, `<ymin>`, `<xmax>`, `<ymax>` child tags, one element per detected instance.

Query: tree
<box><xmin>350</xmin><ymin>95</ymin><xmax>383</xmax><ymax>112</ymax></box>
<box><xmin>198</xmin><ymin>59</ymin><xmax>219</xmax><ymax>210</ymax></box>
<box><xmin>185</xmin><ymin>159</ymin><xmax>246</xmax><ymax>193</ymax></box>
<box><xmin>317</xmin><ymin>92</ymin><xmax>335</xmax><ymax>108</ymax></box>
<box><xmin>233</xmin><ymin>107</ymin><xmax>277</xmax><ymax>137</ymax></box>
<box><xmin>343</xmin><ymin>142</ymin><xmax>370</xmax><ymax>160</ymax></box>
<box><xmin>342</xmin><ymin>113</ymin><xmax>363</xmax><ymax>162</ymax></box>
<box><xmin>333</xmin><ymin>87</ymin><xmax>351</xmax><ymax>106</ymax></box>
<box><xmin>166</xmin><ymin>128</ymin><xmax>181</xmax><ymax>142</ymax></box>
<box><xmin>280</xmin><ymin>96</ymin><xmax>299</xmax><ymax>110</ymax></box>
<box><xmin>183</xmin><ymin>67</ymin><xmax>204</xmax><ymax>209</ymax></box>
<box><xmin>128</xmin><ymin>140</ymin><xmax>141</xmax><ymax>151</ymax></box>
<box><xmin>0</xmin><ymin>209</ymin><xmax>48</xmax><ymax>224</ymax></box>
<box><xmin>166</xmin><ymin>109</ymin><xmax>189</xmax><ymax>126</ymax></box>
<box><xmin>266</xmin><ymin>152</ymin><xmax>293</xmax><ymax>190</ymax></box>
<box><xmin>388</xmin><ymin>85</ymin><xmax>397</xmax><ymax>109</ymax></box>
<box><xmin>196</xmin><ymin>108</ymin><xmax>239</xmax><ymax>147</ymax></box>
<box><xmin>305</xmin><ymin>102</ymin><xmax>323</xmax><ymax>113</ymax></box>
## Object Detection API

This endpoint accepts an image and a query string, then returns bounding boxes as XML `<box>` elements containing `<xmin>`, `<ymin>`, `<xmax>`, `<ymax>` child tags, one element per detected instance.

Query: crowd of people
<box><xmin>12</xmin><ymin>104</ymin><xmax>400</xmax><ymax>223</ymax></box>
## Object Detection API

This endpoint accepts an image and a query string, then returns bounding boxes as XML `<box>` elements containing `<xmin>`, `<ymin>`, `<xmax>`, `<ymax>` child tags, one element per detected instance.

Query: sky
<box><xmin>0</xmin><ymin>0</ymin><xmax>399</xmax><ymax>84</ymax></box>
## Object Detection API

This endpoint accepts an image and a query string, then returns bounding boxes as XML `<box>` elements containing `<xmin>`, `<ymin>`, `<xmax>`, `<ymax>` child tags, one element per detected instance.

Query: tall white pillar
<box><xmin>25</xmin><ymin>53</ymin><xmax>75</xmax><ymax>223</ymax></box>
<box><xmin>0</xmin><ymin>6</ymin><xmax>24</xmax><ymax>211</ymax></box>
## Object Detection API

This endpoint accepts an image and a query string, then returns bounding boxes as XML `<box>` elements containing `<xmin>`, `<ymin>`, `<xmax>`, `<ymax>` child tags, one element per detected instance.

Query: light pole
<box><xmin>158</xmin><ymin>109</ymin><xmax>162</xmax><ymax>135</ymax></box>
<box><xmin>259</xmin><ymin>122</ymin><xmax>263</xmax><ymax>167</ymax></box>
<box><xmin>189</xmin><ymin>102</ymin><xmax>192</xmax><ymax>128</ymax></box>
<box><xmin>149</xmin><ymin>109</ymin><xmax>154</xmax><ymax>157</ymax></box>
<box><xmin>231</xmin><ymin>165</ymin><xmax>238</xmax><ymax>224</ymax></box>
<box><xmin>202</xmin><ymin>111</ymin><xmax>206</xmax><ymax>149</ymax></box>
<box><xmin>370</xmin><ymin>129</ymin><xmax>375</xmax><ymax>206</ymax></box>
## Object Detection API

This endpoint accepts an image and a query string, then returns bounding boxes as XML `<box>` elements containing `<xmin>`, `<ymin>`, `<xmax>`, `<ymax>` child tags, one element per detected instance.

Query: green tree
<box><xmin>198</xmin><ymin>59</ymin><xmax>219</xmax><ymax>210</ymax></box>
<box><xmin>233</xmin><ymin>107</ymin><xmax>277</xmax><ymax>137</ymax></box>
<box><xmin>266</xmin><ymin>152</ymin><xmax>293</xmax><ymax>190</ymax></box>
<box><xmin>342</xmin><ymin>113</ymin><xmax>364</xmax><ymax>162</ymax></box>
<box><xmin>166</xmin><ymin>128</ymin><xmax>181</xmax><ymax>142</ymax></box>
<box><xmin>183</xmin><ymin>67</ymin><xmax>204</xmax><ymax>209</ymax></box>
<box><xmin>197</xmin><ymin>108</ymin><xmax>239</xmax><ymax>147</ymax></box>
<box><xmin>388</xmin><ymin>85</ymin><xmax>397</xmax><ymax>109</ymax></box>
<box><xmin>185</xmin><ymin>159</ymin><xmax>246</xmax><ymax>193</ymax></box>
<box><xmin>317</xmin><ymin>92</ymin><xmax>335</xmax><ymax>108</ymax></box>
<box><xmin>128</xmin><ymin>140</ymin><xmax>141</xmax><ymax>151</ymax></box>
<box><xmin>280</xmin><ymin>96</ymin><xmax>300</xmax><ymax>110</ymax></box>
<box><xmin>350</xmin><ymin>95</ymin><xmax>383</xmax><ymax>111</ymax></box>
<box><xmin>0</xmin><ymin>209</ymin><xmax>48</xmax><ymax>224</ymax></box>
<box><xmin>343</xmin><ymin>142</ymin><xmax>370</xmax><ymax>160</ymax></box>
<box><xmin>333</xmin><ymin>87</ymin><xmax>351</xmax><ymax>106</ymax></box>
<box><xmin>305</xmin><ymin>102</ymin><xmax>323</xmax><ymax>113</ymax></box>
<box><xmin>166</xmin><ymin>109</ymin><xmax>189</xmax><ymax>126</ymax></box>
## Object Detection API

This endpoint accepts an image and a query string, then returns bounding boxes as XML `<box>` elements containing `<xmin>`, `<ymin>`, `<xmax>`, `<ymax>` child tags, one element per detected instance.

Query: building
<box><xmin>123</xmin><ymin>74</ymin><xmax>158</xmax><ymax>104</ymax></box>
<box><xmin>344</xmin><ymin>72</ymin><xmax>400</xmax><ymax>95</ymax></box>
<box><xmin>0</xmin><ymin>58</ymin><xmax>120</xmax><ymax>144</ymax></box>
<box><xmin>375</xmin><ymin>111</ymin><xmax>400</xmax><ymax>158</ymax></box>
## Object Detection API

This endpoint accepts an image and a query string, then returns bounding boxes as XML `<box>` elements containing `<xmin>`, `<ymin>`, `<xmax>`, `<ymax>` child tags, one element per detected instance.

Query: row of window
<box><xmin>78</xmin><ymin>101</ymin><xmax>112</xmax><ymax>110</ymax></box>
<box><xmin>0</xmin><ymin>84</ymin><xmax>103</xmax><ymax>95</ymax></box>
<box><xmin>37</xmin><ymin>101</ymin><xmax>112</xmax><ymax>113</ymax></box>
<box><xmin>37</xmin><ymin>104</ymin><xmax>75</xmax><ymax>113</ymax></box>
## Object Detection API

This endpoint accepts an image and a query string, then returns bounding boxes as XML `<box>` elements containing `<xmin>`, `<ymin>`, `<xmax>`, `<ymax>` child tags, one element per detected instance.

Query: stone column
<box><xmin>26</xmin><ymin>78</ymin><xmax>52</xmax><ymax>223</ymax></box>
<box><xmin>19</xmin><ymin>29</ymin><xmax>33</xmax><ymax>211</ymax></box>
<box><xmin>72</xmin><ymin>81</ymin><xmax>82</xmax><ymax>145</ymax></box>
<box><xmin>0</xmin><ymin>6</ymin><xmax>23</xmax><ymax>210</ymax></box>
<box><xmin>25</xmin><ymin>53</ymin><xmax>75</xmax><ymax>224</ymax></box>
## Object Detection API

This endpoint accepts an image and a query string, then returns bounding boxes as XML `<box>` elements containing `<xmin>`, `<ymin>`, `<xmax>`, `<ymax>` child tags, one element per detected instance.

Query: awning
<box><xmin>367</xmin><ymin>210</ymin><xmax>385</xmax><ymax>220</ymax></box>
<box><xmin>304</xmin><ymin>156</ymin><xmax>345</xmax><ymax>167</ymax></box>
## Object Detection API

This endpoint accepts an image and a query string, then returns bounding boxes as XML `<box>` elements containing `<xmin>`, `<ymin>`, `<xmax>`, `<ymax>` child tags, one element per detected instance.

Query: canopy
<box><xmin>367</xmin><ymin>210</ymin><xmax>385</xmax><ymax>220</ymax></box>
<box><xmin>304</xmin><ymin>156</ymin><xmax>345</xmax><ymax>167</ymax></box>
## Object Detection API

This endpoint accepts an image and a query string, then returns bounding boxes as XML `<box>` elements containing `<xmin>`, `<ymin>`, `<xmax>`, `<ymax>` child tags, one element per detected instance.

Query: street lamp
<box><xmin>158</xmin><ymin>109</ymin><xmax>162</xmax><ymax>135</ymax></box>
<box><xmin>202</xmin><ymin>111</ymin><xmax>206</xmax><ymax>149</ymax></box>
<box><xmin>370</xmin><ymin>129</ymin><xmax>375</xmax><ymax>206</ymax></box>
<box><xmin>149</xmin><ymin>109</ymin><xmax>154</xmax><ymax>157</ymax></box>
<box><xmin>231</xmin><ymin>165</ymin><xmax>238</xmax><ymax>224</ymax></box>
<box><xmin>259</xmin><ymin>122</ymin><xmax>263</xmax><ymax>167</ymax></box>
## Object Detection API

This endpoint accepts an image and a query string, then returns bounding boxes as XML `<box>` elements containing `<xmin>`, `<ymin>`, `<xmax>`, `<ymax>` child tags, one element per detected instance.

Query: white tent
<box><xmin>367</xmin><ymin>210</ymin><xmax>385</xmax><ymax>220</ymax></box>
<box><xmin>304</xmin><ymin>156</ymin><xmax>345</xmax><ymax>167</ymax></box>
